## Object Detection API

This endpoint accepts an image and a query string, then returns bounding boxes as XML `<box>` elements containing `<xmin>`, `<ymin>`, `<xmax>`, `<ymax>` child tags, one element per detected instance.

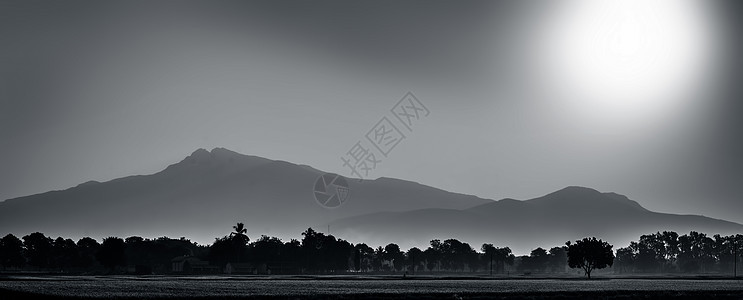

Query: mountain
<box><xmin>1</xmin><ymin>148</ymin><xmax>741</xmax><ymax>254</ymax></box>
<box><xmin>327</xmin><ymin>186</ymin><xmax>743</xmax><ymax>254</ymax></box>
<box><xmin>0</xmin><ymin>148</ymin><xmax>490</xmax><ymax>244</ymax></box>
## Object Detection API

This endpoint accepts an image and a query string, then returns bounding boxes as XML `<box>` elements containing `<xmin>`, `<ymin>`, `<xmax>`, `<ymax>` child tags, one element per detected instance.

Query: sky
<box><xmin>1</xmin><ymin>0</ymin><xmax>742</xmax><ymax>224</ymax></box>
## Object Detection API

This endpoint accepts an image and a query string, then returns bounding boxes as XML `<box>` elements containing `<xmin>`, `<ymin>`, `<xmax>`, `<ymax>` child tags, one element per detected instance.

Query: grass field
<box><xmin>1</xmin><ymin>275</ymin><xmax>742</xmax><ymax>299</ymax></box>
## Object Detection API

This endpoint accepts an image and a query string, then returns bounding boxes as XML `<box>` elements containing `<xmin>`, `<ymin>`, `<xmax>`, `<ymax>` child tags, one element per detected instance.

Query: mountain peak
<box><xmin>553</xmin><ymin>186</ymin><xmax>602</xmax><ymax>196</ymax></box>
<box><xmin>210</xmin><ymin>147</ymin><xmax>242</xmax><ymax>157</ymax></box>
<box><xmin>184</xmin><ymin>148</ymin><xmax>220</xmax><ymax>164</ymax></box>
<box><xmin>189</xmin><ymin>148</ymin><xmax>210</xmax><ymax>158</ymax></box>
<box><xmin>163</xmin><ymin>147</ymin><xmax>272</xmax><ymax>172</ymax></box>
<box><xmin>186</xmin><ymin>147</ymin><xmax>250</xmax><ymax>159</ymax></box>
<box><xmin>187</xmin><ymin>147</ymin><xmax>241</xmax><ymax>159</ymax></box>
<box><xmin>75</xmin><ymin>180</ymin><xmax>100</xmax><ymax>188</ymax></box>
<box><xmin>527</xmin><ymin>186</ymin><xmax>647</xmax><ymax>212</ymax></box>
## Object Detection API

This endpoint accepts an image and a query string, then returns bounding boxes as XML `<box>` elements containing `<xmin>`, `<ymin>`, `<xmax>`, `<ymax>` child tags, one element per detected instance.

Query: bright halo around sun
<box><xmin>539</xmin><ymin>0</ymin><xmax>717</xmax><ymax>128</ymax></box>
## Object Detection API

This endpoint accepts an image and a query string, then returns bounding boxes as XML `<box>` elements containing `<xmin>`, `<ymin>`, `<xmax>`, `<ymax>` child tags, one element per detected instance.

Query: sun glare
<box><xmin>539</xmin><ymin>0</ymin><xmax>716</xmax><ymax>127</ymax></box>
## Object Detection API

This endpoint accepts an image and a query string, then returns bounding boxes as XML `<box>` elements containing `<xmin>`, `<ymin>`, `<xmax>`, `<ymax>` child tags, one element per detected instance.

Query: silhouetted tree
<box><xmin>615</xmin><ymin>246</ymin><xmax>635</xmax><ymax>273</ymax></box>
<box><xmin>97</xmin><ymin>237</ymin><xmax>126</xmax><ymax>271</ymax></box>
<box><xmin>52</xmin><ymin>237</ymin><xmax>78</xmax><ymax>271</ymax></box>
<box><xmin>0</xmin><ymin>234</ymin><xmax>25</xmax><ymax>269</ymax></box>
<box><xmin>405</xmin><ymin>247</ymin><xmax>423</xmax><ymax>274</ymax></box>
<box><xmin>548</xmin><ymin>246</ymin><xmax>568</xmax><ymax>273</ymax></box>
<box><xmin>211</xmin><ymin>224</ymin><xmax>252</xmax><ymax>267</ymax></box>
<box><xmin>76</xmin><ymin>237</ymin><xmax>100</xmax><ymax>269</ymax></box>
<box><xmin>23</xmin><ymin>232</ymin><xmax>53</xmax><ymax>269</ymax></box>
<box><xmin>494</xmin><ymin>247</ymin><xmax>515</xmax><ymax>274</ymax></box>
<box><xmin>437</xmin><ymin>239</ymin><xmax>476</xmax><ymax>271</ymax></box>
<box><xmin>614</xmin><ymin>231</ymin><xmax>743</xmax><ymax>274</ymax></box>
<box><xmin>715</xmin><ymin>234</ymin><xmax>743</xmax><ymax>274</ymax></box>
<box><xmin>231</xmin><ymin>222</ymin><xmax>250</xmax><ymax>245</ymax></box>
<box><xmin>123</xmin><ymin>236</ymin><xmax>147</xmax><ymax>271</ymax></box>
<box><xmin>322</xmin><ymin>235</ymin><xmax>353</xmax><ymax>272</ymax></box>
<box><xmin>251</xmin><ymin>235</ymin><xmax>284</xmax><ymax>267</ymax></box>
<box><xmin>297</xmin><ymin>228</ymin><xmax>352</xmax><ymax>273</ymax></box>
<box><xmin>679</xmin><ymin>231</ymin><xmax>716</xmax><ymax>272</ymax></box>
<box><xmin>354</xmin><ymin>243</ymin><xmax>374</xmax><ymax>272</ymax></box>
<box><xmin>210</xmin><ymin>236</ymin><xmax>244</xmax><ymax>266</ymax></box>
<box><xmin>481</xmin><ymin>244</ymin><xmax>515</xmax><ymax>274</ymax></box>
<box><xmin>660</xmin><ymin>231</ymin><xmax>680</xmax><ymax>270</ymax></box>
<box><xmin>124</xmin><ymin>236</ymin><xmax>199</xmax><ymax>274</ymax></box>
<box><xmin>518</xmin><ymin>247</ymin><xmax>550</xmax><ymax>273</ymax></box>
<box><xmin>636</xmin><ymin>233</ymin><xmax>667</xmax><ymax>272</ymax></box>
<box><xmin>282</xmin><ymin>239</ymin><xmax>302</xmax><ymax>273</ymax></box>
<box><xmin>566</xmin><ymin>237</ymin><xmax>614</xmax><ymax>279</ymax></box>
<box><xmin>353</xmin><ymin>248</ymin><xmax>361</xmax><ymax>272</ymax></box>
<box><xmin>530</xmin><ymin>247</ymin><xmax>549</xmax><ymax>273</ymax></box>
<box><xmin>300</xmin><ymin>228</ymin><xmax>321</xmax><ymax>271</ymax></box>
<box><xmin>6</xmin><ymin>228</ymin><xmax>741</xmax><ymax>276</ymax></box>
<box><xmin>481</xmin><ymin>244</ymin><xmax>496</xmax><ymax>275</ymax></box>
<box><xmin>423</xmin><ymin>240</ymin><xmax>442</xmax><ymax>271</ymax></box>
<box><xmin>631</xmin><ymin>240</ymin><xmax>657</xmax><ymax>272</ymax></box>
<box><xmin>373</xmin><ymin>246</ymin><xmax>385</xmax><ymax>271</ymax></box>
<box><xmin>383</xmin><ymin>243</ymin><xmax>405</xmax><ymax>271</ymax></box>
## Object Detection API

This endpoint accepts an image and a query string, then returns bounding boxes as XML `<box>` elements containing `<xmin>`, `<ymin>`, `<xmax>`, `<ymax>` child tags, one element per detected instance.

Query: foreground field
<box><xmin>1</xmin><ymin>276</ymin><xmax>742</xmax><ymax>299</ymax></box>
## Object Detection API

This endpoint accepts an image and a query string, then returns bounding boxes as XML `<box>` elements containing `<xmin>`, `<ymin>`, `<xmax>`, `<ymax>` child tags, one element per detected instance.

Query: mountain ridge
<box><xmin>329</xmin><ymin>185</ymin><xmax>742</xmax><ymax>254</ymax></box>
<box><xmin>0</xmin><ymin>147</ymin><xmax>740</xmax><ymax>254</ymax></box>
<box><xmin>0</xmin><ymin>147</ymin><xmax>491</xmax><ymax>243</ymax></box>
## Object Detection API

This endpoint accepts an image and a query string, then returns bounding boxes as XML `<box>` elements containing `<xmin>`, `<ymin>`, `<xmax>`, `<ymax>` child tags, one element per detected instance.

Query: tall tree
<box><xmin>494</xmin><ymin>247</ymin><xmax>515</xmax><ymax>274</ymax></box>
<box><xmin>482</xmin><ymin>244</ymin><xmax>514</xmax><ymax>274</ymax></box>
<box><xmin>354</xmin><ymin>243</ymin><xmax>374</xmax><ymax>272</ymax></box>
<box><xmin>373</xmin><ymin>246</ymin><xmax>384</xmax><ymax>271</ymax></box>
<box><xmin>614</xmin><ymin>246</ymin><xmax>635</xmax><ymax>273</ymax></box>
<box><xmin>76</xmin><ymin>237</ymin><xmax>100</xmax><ymax>269</ymax></box>
<box><xmin>424</xmin><ymin>240</ymin><xmax>443</xmax><ymax>271</ymax></box>
<box><xmin>437</xmin><ymin>239</ymin><xmax>475</xmax><ymax>271</ymax></box>
<box><xmin>660</xmin><ymin>231</ymin><xmax>680</xmax><ymax>269</ymax></box>
<box><xmin>382</xmin><ymin>243</ymin><xmax>404</xmax><ymax>271</ymax></box>
<box><xmin>566</xmin><ymin>237</ymin><xmax>614</xmax><ymax>279</ymax></box>
<box><xmin>678</xmin><ymin>231</ymin><xmax>715</xmax><ymax>273</ymax></box>
<box><xmin>353</xmin><ymin>248</ymin><xmax>362</xmax><ymax>272</ymax></box>
<box><xmin>406</xmin><ymin>247</ymin><xmax>423</xmax><ymax>274</ymax></box>
<box><xmin>0</xmin><ymin>234</ymin><xmax>25</xmax><ymax>269</ymax></box>
<box><xmin>97</xmin><ymin>237</ymin><xmax>126</xmax><ymax>271</ymax></box>
<box><xmin>548</xmin><ymin>246</ymin><xmax>568</xmax><ymax>273</ymax></box>
<box><xmin>231</xmin><ymin>222</ymin><xmax>250</xmax><ymax>245</ymax></box>
<box><xmin>528</xmin><ymin>247</ymin><xmax>550</xmax><ymax>273</ymax></box>
<box><xmin>52</xmin><ymin>237</ymin><xmax>78</xmax><ymax>270</ymax></box>
<box><xmin>481</xmin><ymin>243</ymin><xmax>496</xmax><ymax>275</ymax></box>
<box><xmin>23</xmin><ymin>232</ymin><xmax>53</xmax><ymax>269</ymax></box>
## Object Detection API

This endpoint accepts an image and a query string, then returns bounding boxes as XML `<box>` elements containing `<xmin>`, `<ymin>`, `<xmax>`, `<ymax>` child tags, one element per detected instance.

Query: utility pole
<box><xmin>489</xmin><ymin>252</ymin><xmax>493</xmax><ymax>276</ymax></box>
<box><xmin>735</xmin><ymin>235</ymin><xmax>738</xmax><ymax>279</ymax></box>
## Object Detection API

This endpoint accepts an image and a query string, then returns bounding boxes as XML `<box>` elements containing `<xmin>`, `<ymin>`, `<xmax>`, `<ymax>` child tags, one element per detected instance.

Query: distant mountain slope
<box><xmin>0</xmin><ymin>148</ymin><xmax>490</xmax><ymax>243</ymax></box>
<box><xmin>328</xmin><ymin>187</ymin><xmax>743</xmax><ymax>254</ymax></box>
<box><xmin>2</xmin><ymin>149</ymin><xmax>740</xmax><ymax>253</ymax></box>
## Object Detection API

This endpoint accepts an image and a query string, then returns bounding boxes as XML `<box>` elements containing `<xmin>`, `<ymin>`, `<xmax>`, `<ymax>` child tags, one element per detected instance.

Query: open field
<box><xmin>1</xmin><ymin>276</ymin><xmax>742</xmax><ymax>299</ymax></box>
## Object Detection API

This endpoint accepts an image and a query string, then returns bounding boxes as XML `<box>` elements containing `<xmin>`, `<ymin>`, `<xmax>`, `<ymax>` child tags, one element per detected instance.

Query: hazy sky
<box><xmin>1</xmin><ymin>0</ymin><xmax>742</xmax><ymax>223</ymax></box>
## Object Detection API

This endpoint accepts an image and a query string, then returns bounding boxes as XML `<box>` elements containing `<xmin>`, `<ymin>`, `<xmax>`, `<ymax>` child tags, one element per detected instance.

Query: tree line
<box><xmin>614</xmin><ymin>231</ymin><xmax>742</xmax><ymax>274</ymax></box>
<box><xmin>0</xmin><ymin>224</ymin><xmax>738</xmax><ymax>277</ymax></box>
<box><xmin>0</xmin><ymin>232</ymin><xmax>206</xmax><ymax>274</ymax></box>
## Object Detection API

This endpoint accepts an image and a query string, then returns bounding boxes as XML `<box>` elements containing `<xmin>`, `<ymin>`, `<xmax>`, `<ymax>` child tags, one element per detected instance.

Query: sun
<box><xmin>538</xmin><ymin>0</ymin><xmax>716</xmax><ymax>127</ymax></box>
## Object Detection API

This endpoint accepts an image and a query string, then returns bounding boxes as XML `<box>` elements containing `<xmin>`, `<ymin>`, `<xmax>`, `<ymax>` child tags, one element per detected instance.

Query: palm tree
<box><xmin>231</xmin><ymin>223</ymin><xmax>247</xmax><ymax>236</ymax></box>
<box><xmin>230</xmin><ymin>222</ymin><xmax>249</xmax><ymax>245</ymax></box>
